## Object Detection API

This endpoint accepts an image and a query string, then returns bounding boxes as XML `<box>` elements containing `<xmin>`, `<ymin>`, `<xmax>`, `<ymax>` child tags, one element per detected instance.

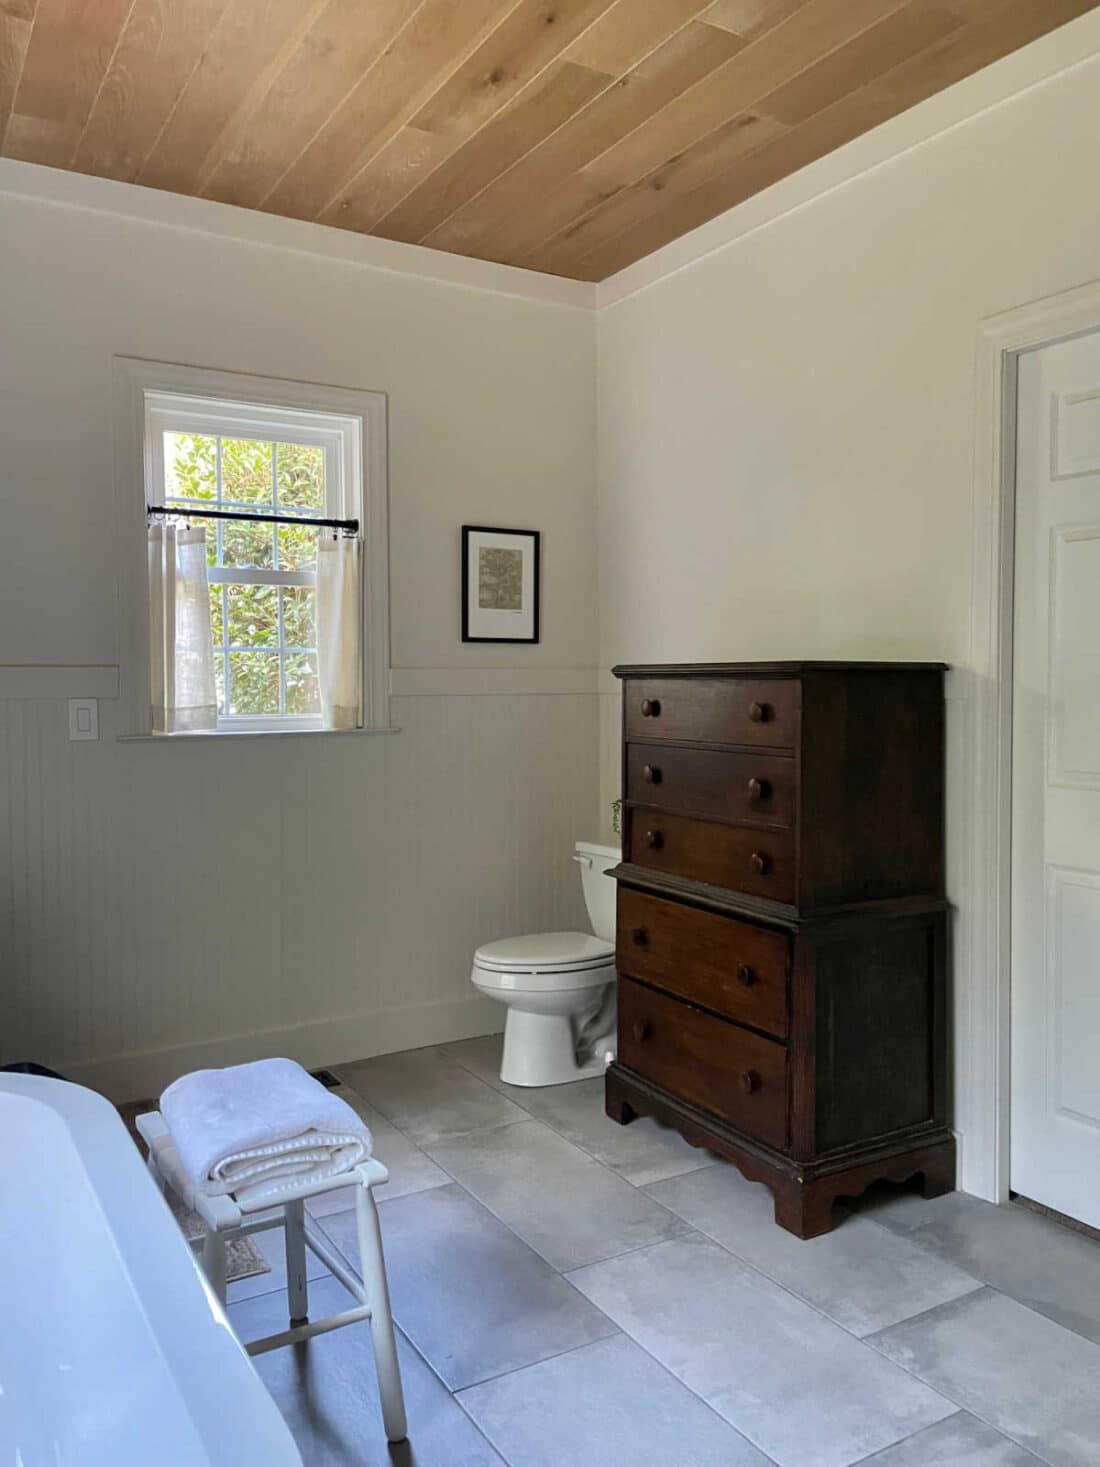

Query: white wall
<box><xmin>0</xmin><ymin>172</ymin><xmax>598</xmax><ymax>1098</ymax></box>
<box><xmin>595</xmin><ymin>23</ymin><xmax>1100</xmax><ymax>1188</ymax></box>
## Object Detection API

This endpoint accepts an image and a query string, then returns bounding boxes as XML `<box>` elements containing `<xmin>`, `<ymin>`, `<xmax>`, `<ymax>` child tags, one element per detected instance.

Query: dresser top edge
<box><xmin>612</xmin><ymin>661</ymin><xmax>949</xmax><ymax>679</ymax></box>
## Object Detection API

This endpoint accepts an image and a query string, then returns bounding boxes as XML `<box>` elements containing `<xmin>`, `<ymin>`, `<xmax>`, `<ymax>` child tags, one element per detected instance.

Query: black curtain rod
<box><xmin>147</xmin><ymin>503</ymin><xmax>359</xmax><ymax>533</ymax></box>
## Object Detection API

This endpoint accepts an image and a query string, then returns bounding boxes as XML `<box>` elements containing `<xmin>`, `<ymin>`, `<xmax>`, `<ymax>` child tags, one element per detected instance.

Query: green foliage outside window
<box><xmin>165</xmin><ymin>432</ymin><xmax>325</xmax><ymax>718</ymax></box>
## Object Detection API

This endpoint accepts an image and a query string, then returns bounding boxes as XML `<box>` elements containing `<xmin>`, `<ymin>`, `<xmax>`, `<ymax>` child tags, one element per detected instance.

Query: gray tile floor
<box><xmin>227</xmin><ymin>1036</ymin><xmax>1100</xmax><ymax>1467</ymax></box>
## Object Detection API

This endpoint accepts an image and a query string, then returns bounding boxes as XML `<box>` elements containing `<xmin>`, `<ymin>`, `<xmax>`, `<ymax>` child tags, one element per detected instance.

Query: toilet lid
<box><xmin>474</xmin><ymin>931</ymin><xmax>615</xmax><ymax>973</ymax></box>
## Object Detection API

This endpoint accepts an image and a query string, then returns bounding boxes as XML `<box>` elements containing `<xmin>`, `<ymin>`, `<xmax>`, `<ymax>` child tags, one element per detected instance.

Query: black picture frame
<box><xmin>461</xmin><ymin>525</ymin><xmax>541</xmax><ymax>644</ymax></box>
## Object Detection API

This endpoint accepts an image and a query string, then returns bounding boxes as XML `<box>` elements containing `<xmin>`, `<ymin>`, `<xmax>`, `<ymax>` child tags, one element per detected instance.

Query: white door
<box><xmin>1011</xmin><ymin>331</ymin><xmax>1100</xmax><ymax>1228</ymax></box>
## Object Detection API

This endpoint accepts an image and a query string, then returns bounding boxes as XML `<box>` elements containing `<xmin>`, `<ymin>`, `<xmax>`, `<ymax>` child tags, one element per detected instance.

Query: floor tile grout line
<box><xmin>562</xmin><ymin>1233</ymin><xmax>969</xmax><ymax>1467</ymax></box>
<box><xmin>452</xmin><ymin>1330</ymin><xmax>620</xmax><ymax>1398</ymax></box>
<box><xmin>283</xmin><ymin>1054</ymin><xmax>1080</xmax><ymax>1467</ymax></box>
<box><xmin>418</xmin><ymin>1123</ymin><xmax>699</xmax><ymax>1239</ymax></box>
<box><xmin>339</xmin><ymin>1061</ymin><xmax>702</xmax><ymax>1254</ymax></box>
<box><xmin>450</xmin><ymin>1330</ymin><xmax>785</xmax><ymax>1467</ymax></box>
<box><xmin>643</xmin><ymin>1197</ymin><xmax>986</xmax><ymax>1345</ymax></box>
<box><xmin>302</xmin><ymin>1137</ymin><xmax>795</xmax><ymax>1457</ymax></box>
<box><xmin>859</xmin><ymin>1285</ymin><xmax>1068</xmax><ymax>1467</ymax></box>
<box><xmin>851</xmin><ymin>1199</ymin><xmax>1100</xmax><ymax>1353</ymax></box>
<box><xmin>845</xmin><ymin>1407</ymin><xmax>1050</xmax><ymax>1467</ymax></box>
<box><xmin>439</xmin><ymin>1039</ymin><xmax>726</xmax><ymax>1192</ymax></box>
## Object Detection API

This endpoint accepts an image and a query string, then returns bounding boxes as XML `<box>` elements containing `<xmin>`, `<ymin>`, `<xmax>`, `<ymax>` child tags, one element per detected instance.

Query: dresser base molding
<box><xmin>605</xmin><ymin>1064</ymin><xmax>956</xmax><ymax>1240</ymax></box>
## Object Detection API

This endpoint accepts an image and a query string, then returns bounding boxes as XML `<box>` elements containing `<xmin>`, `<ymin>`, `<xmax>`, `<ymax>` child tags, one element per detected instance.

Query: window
<box><xmin>117</xmin><ymin>362</ymin><xmax>389</xmax><ymax>737</ymax></box>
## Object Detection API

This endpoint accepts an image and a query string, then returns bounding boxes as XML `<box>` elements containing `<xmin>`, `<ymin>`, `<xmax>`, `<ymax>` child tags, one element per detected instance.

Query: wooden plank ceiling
<box><xmin>1</xmin><ymin>0</ymin><xmax>1095</xmax><ymax>282</ymax></box>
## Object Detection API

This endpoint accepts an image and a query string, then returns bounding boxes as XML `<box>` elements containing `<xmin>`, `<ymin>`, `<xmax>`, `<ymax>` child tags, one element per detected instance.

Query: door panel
<box><xmin>1011</xmin><ymin>333</ymin><xmax>1100</xmax><ymax>1228</ymax></box>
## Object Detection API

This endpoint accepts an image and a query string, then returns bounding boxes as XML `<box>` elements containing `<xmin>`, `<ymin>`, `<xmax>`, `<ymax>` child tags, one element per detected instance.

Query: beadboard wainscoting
<box><xmin>0</xmin><ymin>687</ymin><xmax>597</xmax><ymax>1100</ymax></box>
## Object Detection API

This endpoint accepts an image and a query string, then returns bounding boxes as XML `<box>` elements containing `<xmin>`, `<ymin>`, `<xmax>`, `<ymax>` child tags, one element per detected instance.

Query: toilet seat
<box><xmin>473</xmin><ymin>931</ymin><xmax>614</xmax><ymax>977</ymax></box>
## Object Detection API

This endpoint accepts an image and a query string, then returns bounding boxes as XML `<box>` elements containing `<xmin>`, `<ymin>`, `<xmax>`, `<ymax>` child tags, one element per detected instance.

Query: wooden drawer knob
<box><xmin>632</xmin><ymin>1019</ymin><xmax>651</xmax><ymax>1043</ymax></box>
<box><xmin>645</xmin><ymin>829</ymin><xmax>664</xmax><ymax>850</ymax></box>
<box><xmin>750</xmin><ymin>851</ymin><xmax>769</xmax><ymax>875</ymax></box>
<box><xmin>640</xmin><ymin>698</ymin><xmax>661</xmax><ymax>718</ymax></box>
<box><xmin>748</xmin><ymin>701</ymin><xmax>770</xmax><ymax>724</ymax></box>
<box><xmin>740</xmin><ymin>1069</ymin><xmax>761</xmax><ymax>1095</ymax></box>
<box><xmin>746</xmin><ymin>777</ymin><xmax>770</xmax><ymax>802</ymax></box>
<box><xmin>631</xmin><ymin>927</ymin><xmax>648</xmax><ymax>947</ymax></box>
<box><xmin>642</xmin><ymin>764</ymin><xmax>662</xmax><ymax>784</ymax></box>
<box><xmin>736</xmin><ymin>963</ymin><xmax>756</xmax><ymax>987</ymax></box>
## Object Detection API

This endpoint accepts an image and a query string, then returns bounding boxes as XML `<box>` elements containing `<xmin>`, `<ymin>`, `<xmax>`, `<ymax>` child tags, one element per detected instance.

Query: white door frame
<box><xmin>962</xmin><ymin>277</ymin><xmax>1100</xmax><ymax>1203</ymax></box>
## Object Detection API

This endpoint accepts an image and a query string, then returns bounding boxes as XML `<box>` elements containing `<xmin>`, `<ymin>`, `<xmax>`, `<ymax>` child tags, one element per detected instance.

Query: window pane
<box><xmin>276</xmin><ymin>443</ymin><xmax>325</xmax><ymax>511</ymax></box>
<box><xmin>222</xmin><ymin>516</ymin><xmax>274</xmax><ymax>568</ymax></box>
<box><xmin>281</xmin><ymin>586</ymin><xmax>315</xmax><ymax>648</ymax></box>
<box><xmin>164</xmin><ymin>432</ymin><xmax>217</xmax><ymax>501</ymax></box>
<box><xmin>212</xmin><ymin>652</ymin><xmax>227</xmax><ymax>717</ymax></box>
<box><xmin>228</xmin><ymin>651</ymin><xmax>279</xmax><ymax>715</ymax></box>
<box><xmin>284</xmin><ymin>652</ymin><xmax>320</xmax><ymax>716</ymax></box>
<box><xmin>221</xmin><ymin>437</ymin><xmax>274</xmax><ymax>505</ymax></box>
<box><xmin>209</xmin><ymin>584</ymin><xmax>224</xmax><ymax>645</ymax></box>
<box><xmin>226</xmin><ymin>584</ymin><xmax>278</xmax><ymax>647</ymax></box>
<box><xmin>277</xmin><ymin>520</ymin><xmax>318</xmax><ymax>571</ymax></box>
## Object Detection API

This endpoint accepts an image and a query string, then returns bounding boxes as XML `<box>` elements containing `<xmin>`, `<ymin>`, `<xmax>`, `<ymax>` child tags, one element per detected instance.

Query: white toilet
<box><xmin>471</xmin><ymin>841</ymin><xmax>620</xmax><ymax>1087</ymax></box>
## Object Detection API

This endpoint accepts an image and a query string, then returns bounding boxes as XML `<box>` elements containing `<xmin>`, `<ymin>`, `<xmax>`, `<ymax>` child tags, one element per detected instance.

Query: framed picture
<box><xmin>461</xmin><ymin>525</ymin><xmax>540</xmax><ymax>643</ymax></box>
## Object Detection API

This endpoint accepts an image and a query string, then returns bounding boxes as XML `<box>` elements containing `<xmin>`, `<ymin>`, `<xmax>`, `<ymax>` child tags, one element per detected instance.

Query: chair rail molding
<box><xmin>962</xmin><ymin>275</ymin><xmax>1100</xmax><ymax>1202</ymax></box>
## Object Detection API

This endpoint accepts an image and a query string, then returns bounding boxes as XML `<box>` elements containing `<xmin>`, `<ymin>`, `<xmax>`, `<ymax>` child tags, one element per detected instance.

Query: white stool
<box><xmin>136</xmin><ymin>1110</ymin><xmax>407</xmax><ymax>1444</ymax></box>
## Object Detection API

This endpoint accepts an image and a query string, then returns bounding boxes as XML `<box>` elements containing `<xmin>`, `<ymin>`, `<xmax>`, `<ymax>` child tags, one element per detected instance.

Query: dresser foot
<box><xmin>604</xmin><ymin>1071</ymin><xmax>637</xmax><ymax>1126</ymax></box>
<box><xmin>919</xmin><ymin>1146</ymin><xmax>956</xmax><ymax>1199</ymax></box>
<box><xmin>773</xmin><ymin>1182</ymin><xmax>837</xmax><ymax>1240</ymax></box>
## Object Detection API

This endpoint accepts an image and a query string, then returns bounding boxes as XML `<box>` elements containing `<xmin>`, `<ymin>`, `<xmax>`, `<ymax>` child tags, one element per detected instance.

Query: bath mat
<box><xmin>117</xmin><ymin>1099</ymin><xmax>271</xmax><ymax>1284</ymax></box>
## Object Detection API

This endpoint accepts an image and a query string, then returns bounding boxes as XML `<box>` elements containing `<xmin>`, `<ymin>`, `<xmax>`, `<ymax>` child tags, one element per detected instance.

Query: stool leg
<box><xmin>355</xmin><ymin>1184</ymin><xmax>407</xmax><ymax>1444</ymax></box>
<box><xmin>284</xmin><ymin>1199</ymin><xmax>309</xmax><ymax>1326</ymax></box>
<box><xmin>201</xmin><ymin>1229</ymin><xmax>227</xmax><ymax>1306</ymax></box>
<box><xmin>145</xmin><ymin>1149</ymin><xmax>164</xmax><ymax>1194</ymax></box>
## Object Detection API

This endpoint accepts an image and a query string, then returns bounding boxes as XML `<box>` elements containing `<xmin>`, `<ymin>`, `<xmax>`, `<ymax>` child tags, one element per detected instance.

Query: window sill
<box><xmin>117</xmin><ymin>726</ymin><xmax>401</xmax><ymax>742</ymax></box>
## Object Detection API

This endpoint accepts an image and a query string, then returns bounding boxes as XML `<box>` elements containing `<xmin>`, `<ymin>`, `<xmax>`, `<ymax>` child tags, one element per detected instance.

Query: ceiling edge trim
<box><xmin>0</xmin><ymin>160</ymin><xmax>597</xmax><ymax>310</ymax></box>
<box><xmin>596</xmin><ymin>8</ymin><xmax>1100</xmax><ymax>311</ymax></box>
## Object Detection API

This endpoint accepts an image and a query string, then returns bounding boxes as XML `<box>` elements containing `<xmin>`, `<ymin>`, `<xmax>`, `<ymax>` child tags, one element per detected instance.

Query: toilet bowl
<box><xmin>470</xmin><ymin>842</ymin><xmax>620</xmax><ymax>1087</ymax></box>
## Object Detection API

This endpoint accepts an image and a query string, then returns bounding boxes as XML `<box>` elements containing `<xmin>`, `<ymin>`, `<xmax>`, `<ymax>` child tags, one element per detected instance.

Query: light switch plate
<box><xmin>68</xmin><ymin>699</ymin><xmax>99</xmax><ymax>741</ymax></box>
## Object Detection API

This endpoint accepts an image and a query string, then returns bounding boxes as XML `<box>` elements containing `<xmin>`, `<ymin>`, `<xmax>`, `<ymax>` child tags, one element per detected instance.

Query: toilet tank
<box><xmin>575</xmin><ymin>841</ymin><xmax>621</xmax><ymax>944</ymax></box>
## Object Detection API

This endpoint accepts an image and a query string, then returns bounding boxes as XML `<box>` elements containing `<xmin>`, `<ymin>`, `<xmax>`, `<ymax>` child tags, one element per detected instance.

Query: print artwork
<box><xmin>478</xmin><ymin>547</ymin><xmax>524</xmax><ymax>611</ymax></box>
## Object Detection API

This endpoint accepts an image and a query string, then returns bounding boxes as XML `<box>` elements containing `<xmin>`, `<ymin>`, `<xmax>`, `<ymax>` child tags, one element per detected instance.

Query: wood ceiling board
<box><xmin>567</xmin><ymin>0</ymin><xmax>1100</xmax><ymax>280</ymax></box>
<box><xmin>4</xmin><ymin>0</ymin><xmax>130</xmax><ymax>166</ymax></box>
<box><xmin>701</xmin><ymin>0</ymin><xmax>809</xmax><ymax>42</ymax></box>
<box><xmin>575</xmin><ymin>0</ymin><xmax>913</xmax><ymax>194</ymax></box>
<box><xmin>756</xmin><ymin>1</ymin><xmax>964</xmax><ymax>126</ymax></box>
<box><xmin>72</xmin><ymin>0</ymin><xmax>232</xmax><ymax>183</ymax></box>
<box><xmin>323</xmin><ymin>0</ymin><xmax>619</xmax><ymax>234</ymax></box>
<box><xmin>258</xmin><ymin>0</ymin><xmax>517</xmax><ymax>221</ymax></box>
<box><xmin>366</xmin><ymin>13</ymin><xmax>730</xmax><ymax>245</ymax></box>
<box><xmin>526</xmin><ymin>0</ymin><xmax>961</xmax><ymax>272</ymax></box>
<box><xmin>563</xmin><ymin>0</ymin><xmax>716</xmax><ymax>74</ymax></box>
<box><xmin>199</xmin><ymin>0</ymin><xmax>419</xmax><ymax>208</ymax></box>
<box><xmin>135</xmin><ymin>0</ymin><xmax>330</xmax><ymax>195</ymax></box>
<box><xmin>421</xmin><ymin>19</ymin><xmax>744</xmax><ymax>260</ymax></box>
<box><xmin>3</xmin><ymin>0</ymin><xmax>1097</xmax><ymax>280</ymax></box>
<box><xmin>363</xmin><ymin>60</ymin><xmax>610</xmax><ymax>242</ymax></box>
<box><xmin>522</xmin><ymin>107</ymin><xmax>786</xmax><ymax>274</ymax></box>
<box><xmin>570</xmin><ymin>79</ymin><xmax>899</xmax><ymax>278</ymax></box>
<box><xmin>0</xmin><ymin>0</ymin><xmax>38</xmax><ymax>151</ymax></box>
<box><xmin>407</xmin><ymin>0</ymin><xmax>614</xmax><ymax>138</ymax></box>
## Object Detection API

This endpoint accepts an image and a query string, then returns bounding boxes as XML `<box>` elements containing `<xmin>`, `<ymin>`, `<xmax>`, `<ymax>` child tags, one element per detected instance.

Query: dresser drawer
<box><xmin>626</xmin><ymin>744</ymin><xmax>795</xmax><ymax>828</ymax></box>
<box><xmin>628</xmin><ymin>806</ymin><xmax>796</xmax><ymax>904</ymax></box>
<box><xmin>624</xmin><ymin>677</ymin><xmax>797</xmax><ymax>749</ymax></box>
<box><xmin>617</xmin><ymin>887</ymin><xmax>789</xmax><ymax>1038</ymax></box>
<box><xmin>618</xmin><ymin>977</ymin><xmax>788</xmax><ymax>1149</ymax></box>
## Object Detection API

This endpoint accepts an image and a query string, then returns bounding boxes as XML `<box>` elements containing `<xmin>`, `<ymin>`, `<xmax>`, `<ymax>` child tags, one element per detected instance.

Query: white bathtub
<box><xmin>0</xmin><ymin>1073</ymin><xmax>301</xmax><ymax>1466</ymax></box>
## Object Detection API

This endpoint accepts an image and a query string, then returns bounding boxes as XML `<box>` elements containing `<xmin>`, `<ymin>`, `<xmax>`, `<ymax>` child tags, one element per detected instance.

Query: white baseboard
<box><xmin>62</xmin><ymin>994</ymin><xmax>504</xmax><ymax>1102</ymax></box>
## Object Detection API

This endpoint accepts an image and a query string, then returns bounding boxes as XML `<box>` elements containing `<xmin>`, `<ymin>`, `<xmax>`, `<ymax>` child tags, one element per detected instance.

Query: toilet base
<box><xmin>500</xmin><ymin>1010</ymin><xmax>607</xmax><ymax>1088</ymax></box>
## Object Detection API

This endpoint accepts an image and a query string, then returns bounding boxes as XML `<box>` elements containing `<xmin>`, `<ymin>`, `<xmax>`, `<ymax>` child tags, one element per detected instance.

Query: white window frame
<box><xmin>115</xmin><ymin>359</ymin><xmax>390</xmax><ymax>736</ymax></box>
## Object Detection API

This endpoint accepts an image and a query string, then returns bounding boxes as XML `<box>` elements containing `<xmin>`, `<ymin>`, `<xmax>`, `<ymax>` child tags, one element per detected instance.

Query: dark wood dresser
<box><xmin>606</xmin><ymin>662</ymin><xmax>954</xmax><ymax>1238</ymax></box>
